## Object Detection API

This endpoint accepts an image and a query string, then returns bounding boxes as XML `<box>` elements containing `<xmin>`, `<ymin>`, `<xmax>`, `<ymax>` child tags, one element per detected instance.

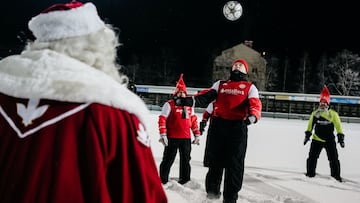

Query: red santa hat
<box><xmin>28</xmin><ymin>1</ymin><xmax>105</xmax><ymax>42</ymax></box>
<box><xmin>232</xmin><ymin>58</ymin><xmax>249</xmax><ymax>74</ymax></box>
<box><xmin>173</xmin><ymin>73</ymin><xmax>187</xmax><ymax>95</ymax></box>
<box><xmin>320</xmin><ymin>85</ymin><xmax>330</xmax><ymax>105</ymax></box>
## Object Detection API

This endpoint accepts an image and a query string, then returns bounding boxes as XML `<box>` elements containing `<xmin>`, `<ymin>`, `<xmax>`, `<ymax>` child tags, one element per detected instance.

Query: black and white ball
<box><xmin>223</xmin><ymin>1</ymin><xmax>243</xmax><ymax>21</ymax></box>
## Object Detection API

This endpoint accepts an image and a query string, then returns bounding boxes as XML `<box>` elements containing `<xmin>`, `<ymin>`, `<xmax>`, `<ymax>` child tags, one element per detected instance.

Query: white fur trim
<box><xmin>28</xmin><ymin>3</ymin><xmax>105</xmax><ymax>42</ymax></box>
<box><xmin>0</xmin><ymin>103</ymin><xmax>90</xmax><ymax>138</ymax></box>
<box><xmin>0</xmin><ymin>50</ymin><xmax>150</xmax><ymax>129</ymax></box>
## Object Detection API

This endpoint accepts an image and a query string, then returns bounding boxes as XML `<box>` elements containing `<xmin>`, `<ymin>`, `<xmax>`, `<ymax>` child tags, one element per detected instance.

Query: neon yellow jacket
<box><xmin>306</xmin><ymin>109</ymin><xmax>344</xmax><ymax>142</ymax></box>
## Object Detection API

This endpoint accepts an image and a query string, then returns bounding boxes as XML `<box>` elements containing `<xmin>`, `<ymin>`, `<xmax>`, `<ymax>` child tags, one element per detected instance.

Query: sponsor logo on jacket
<box><xmin>316</xmin><ymin>120</ymin><xmax>331</xmax><ymax>125</ymax></box>
<box><xmin>220</xmin><ymin>88</ymin><xmax>245</xmax><ymax>95</ymax></box>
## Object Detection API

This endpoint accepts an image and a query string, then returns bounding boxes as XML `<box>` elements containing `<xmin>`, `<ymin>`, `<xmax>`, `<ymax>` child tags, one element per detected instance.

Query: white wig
<box><xmin>25</xmin><ymin>25</ymin><xmax>128</xmax><ymax>85</ymax></box>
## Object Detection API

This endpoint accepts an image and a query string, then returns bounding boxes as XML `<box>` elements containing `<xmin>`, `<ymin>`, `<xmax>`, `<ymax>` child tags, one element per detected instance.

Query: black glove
<box><xmin>337</xmin><ymin>133</ymin><xmax>345</xmax><ymax>148</ymax></box>
<box><xmin>304</xmin><ymin>131</ymin><xmax>312</xmax><ymax>145</ymax></box>
<box><xmin>173</xmin><ymin>96</ymin><xmax>194</xmax><ymax>106</ymax></box>
<box><xmin>199</xmin><ymin>120</ymin><xmax>207</xmax><ymax>134</ymax></box>
<box><xmin>245</xmin><ymin>115</ymin><xmax>257</xmax><ymax>125</ymax></box>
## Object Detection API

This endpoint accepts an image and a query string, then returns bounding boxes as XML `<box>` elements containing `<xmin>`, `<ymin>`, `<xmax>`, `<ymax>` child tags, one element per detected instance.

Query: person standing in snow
<box><xmin>158</xmin><ymin>74</ymin><xmax>201</xmax><ymax>185</ymax></box>
<box><xmin>175</xmin><ymin>58</ymin><xmax>262</xmax><ymax>203</ymax></box>
<box><xmin>304</xmin><ymin>85</ymin><xmax>345</xmax><ymax>182</ymax></box>
<box><xmin>0</xmin><ymin>1</ymin><xmax>167</xmax><ymax>203</ymax></box>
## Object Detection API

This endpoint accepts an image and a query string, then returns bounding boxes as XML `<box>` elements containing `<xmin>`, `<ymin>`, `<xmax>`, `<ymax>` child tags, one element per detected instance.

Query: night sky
<box><xmin>1</xmin><ymin>0</ymin><xmax>359</xmax><ymax>83</ymax></box>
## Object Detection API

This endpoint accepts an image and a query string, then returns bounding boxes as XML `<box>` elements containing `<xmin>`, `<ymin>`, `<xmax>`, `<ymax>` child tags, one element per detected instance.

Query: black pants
<box><xmin>306</xmin><ymin>139</ymin><xmax>341</xmax><ymax>180</ymax></box>
<box><xmin>159</xmin><ymin>138</ymin><xmax>191</xmax><ymax>184</ymax></box>
<box><xmin>204</xmin><ymin>117</ymin><xmax>248</xmax><ymax>202</ymax></box>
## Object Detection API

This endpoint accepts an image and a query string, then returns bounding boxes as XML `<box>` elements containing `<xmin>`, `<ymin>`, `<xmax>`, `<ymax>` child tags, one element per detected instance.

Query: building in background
<box><xmin>213</xmin><ymin>42</ymin><xmax>267</xmax><ymax>90</ymax></box>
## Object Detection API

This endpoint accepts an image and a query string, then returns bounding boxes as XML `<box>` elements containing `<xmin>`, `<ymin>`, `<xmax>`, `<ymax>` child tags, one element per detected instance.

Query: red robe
<box><xmin>0</xmin><ymin>50</ymin><xmax>167</xmax><ymax>203</ymax></box>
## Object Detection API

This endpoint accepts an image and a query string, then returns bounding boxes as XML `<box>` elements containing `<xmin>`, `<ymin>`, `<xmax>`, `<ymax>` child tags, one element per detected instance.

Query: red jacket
<box><xmin>158</xmin><ymin>99</ymin><xmax>200</xmax><ymax>138</ymax></box>
<box><xmin>212</xmin><ymin>80</ymin><xmax>262</xmax><ymax>121</ymax></box>
<box><xmin>202</xmin><ymin>102</ymin><xmax>216</xmax><ymax>122</ymax></box>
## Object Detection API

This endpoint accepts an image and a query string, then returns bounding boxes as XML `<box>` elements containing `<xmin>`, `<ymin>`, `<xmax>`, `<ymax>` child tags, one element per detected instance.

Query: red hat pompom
<box><xmin>41</xmin><ymin>1</ymin><xmax>84</xmax><ymax>13</ymax></box>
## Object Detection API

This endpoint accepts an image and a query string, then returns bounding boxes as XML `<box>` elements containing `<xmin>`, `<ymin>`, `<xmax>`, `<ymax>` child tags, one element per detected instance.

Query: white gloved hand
<box><xmin>192</xmin><ymin>136</ymin><xmax>200</xmax><ymax>145</ymax></box>
<box><xmin>159</xmin><ymin>134</ymin><xmax>168</xmax><ymax>146</ymax></box>
<box><xmin>246</xmin><ymin>115</ymin><xmax>257</xmax><ymax>125</ymax></box>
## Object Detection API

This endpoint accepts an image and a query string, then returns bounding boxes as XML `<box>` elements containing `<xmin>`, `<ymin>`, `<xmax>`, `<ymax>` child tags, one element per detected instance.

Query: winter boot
<box><xmin>207</xmin><ymin>192</ymin><xmax>221</xmax><ymax>199</ymax></box>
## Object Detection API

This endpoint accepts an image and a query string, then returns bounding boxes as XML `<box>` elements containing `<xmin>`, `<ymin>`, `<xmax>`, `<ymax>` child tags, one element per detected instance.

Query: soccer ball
<box><xmin>223</xmin><ymin>1</ymin><xmax>243</xmax><ymax>21</ymax></box>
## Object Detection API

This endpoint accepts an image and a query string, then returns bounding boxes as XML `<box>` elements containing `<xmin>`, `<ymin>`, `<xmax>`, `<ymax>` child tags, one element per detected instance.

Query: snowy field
<box><xmin>147</xmin><ymin>110</ymin><xmax>360</xmax><ymax>203</ymax></box>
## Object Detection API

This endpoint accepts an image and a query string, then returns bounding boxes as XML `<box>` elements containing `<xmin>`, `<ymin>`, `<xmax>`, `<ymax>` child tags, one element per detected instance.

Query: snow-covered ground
<box><xmin>147</xmin><ymin>110</ymin><xmax>360</xmax><ymax>203</ymax></box>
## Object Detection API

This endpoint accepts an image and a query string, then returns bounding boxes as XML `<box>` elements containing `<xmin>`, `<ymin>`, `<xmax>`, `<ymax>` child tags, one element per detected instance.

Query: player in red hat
<box><xmin>158</xmin><ymin>74</ymin><xmax>201</xmax><ymax>185</ymax></box>
<box><xmin>303</xmin><ymin>85</ymin><xmax>345</xmax><ymax>182</ymax></box>
<box><xmin>174</xmin><ymin>58</ymin><xmax>262</xmax><ymax>202</ymax></box>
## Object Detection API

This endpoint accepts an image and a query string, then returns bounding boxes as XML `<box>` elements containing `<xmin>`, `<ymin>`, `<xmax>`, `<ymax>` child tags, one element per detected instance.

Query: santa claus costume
<box><xmin>0</xmin><ymin>1</ymin><xmax>167</xmax><ymax>203</ymax></box>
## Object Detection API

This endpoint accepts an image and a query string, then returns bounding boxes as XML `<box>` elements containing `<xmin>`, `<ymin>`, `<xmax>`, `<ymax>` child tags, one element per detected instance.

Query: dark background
<box><xmin>1</xmin><ymin>0</ymin><xmax>359</xmax><ymax>86</ymax></box>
